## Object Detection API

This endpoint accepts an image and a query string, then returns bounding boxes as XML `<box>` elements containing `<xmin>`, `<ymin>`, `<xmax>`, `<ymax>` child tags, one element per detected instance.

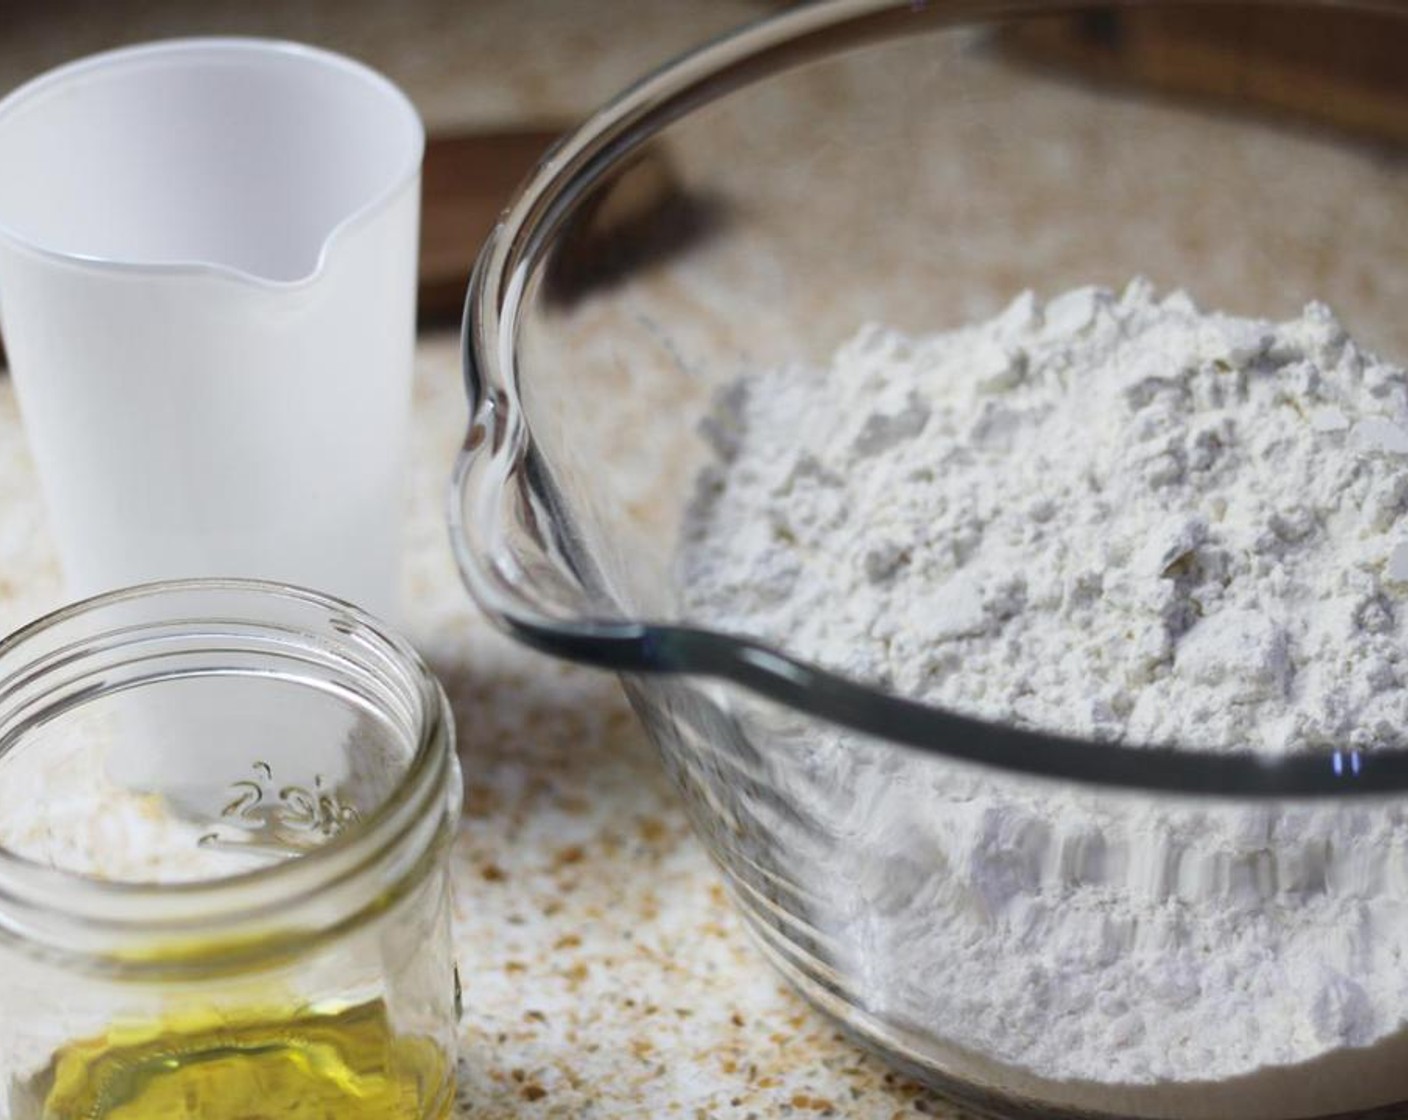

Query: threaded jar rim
<box><xmin>0</xmin><ymin>579</ymin><xmax>459</xmax><ymax>975</ymax></box>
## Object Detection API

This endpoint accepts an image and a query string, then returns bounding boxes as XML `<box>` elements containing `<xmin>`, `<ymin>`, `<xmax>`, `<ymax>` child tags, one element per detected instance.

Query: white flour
<box><xmin>679</xmin><ymin>280</ymin><xmax>1408</xmax><ymax>1118</ymax></box>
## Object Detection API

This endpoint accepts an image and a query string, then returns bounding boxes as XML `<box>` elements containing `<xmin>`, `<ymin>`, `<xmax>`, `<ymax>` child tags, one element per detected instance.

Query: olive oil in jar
<box><xmin>16</xmin><ymin>999</ymin><xmax>452</xmax><ymax>1120</ymax></box>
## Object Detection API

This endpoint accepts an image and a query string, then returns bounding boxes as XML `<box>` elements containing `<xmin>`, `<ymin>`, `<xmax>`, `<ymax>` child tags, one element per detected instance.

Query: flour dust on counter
<box><xmin>679</xmin><ymin>279</ymin><xmax>1408</xmax><ymax>1118</ymax></box>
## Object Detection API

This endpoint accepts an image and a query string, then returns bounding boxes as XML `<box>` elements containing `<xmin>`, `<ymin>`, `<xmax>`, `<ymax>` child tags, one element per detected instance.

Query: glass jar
<box><xmin>0</xmin><ymin>580</ymin><xmax>462</xmax><ymax>1120</ymax></box>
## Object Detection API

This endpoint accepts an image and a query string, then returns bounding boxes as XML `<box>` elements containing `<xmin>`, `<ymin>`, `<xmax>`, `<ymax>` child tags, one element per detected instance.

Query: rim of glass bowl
<box><xmin>0</xmin><ymin>578</ymin><xmax>456</xmax><ymax>971</ymax></box>
<box><xmin>451</xmin><ymin>0</ymin><xmax>1408</xmax><ymax>799</ymax></box>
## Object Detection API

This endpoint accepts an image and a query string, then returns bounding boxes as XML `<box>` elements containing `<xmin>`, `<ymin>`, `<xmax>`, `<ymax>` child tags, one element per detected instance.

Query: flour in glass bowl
<box><xmin>679</xmin><ymin>279</ymin><xmax>1408</xmax><ymax>1118</ymax></box>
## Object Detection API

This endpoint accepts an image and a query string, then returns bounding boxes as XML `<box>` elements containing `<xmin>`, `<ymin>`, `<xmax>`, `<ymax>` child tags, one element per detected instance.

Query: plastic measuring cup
<box><xmin>0</xmin><ymin>39</ymin><xmax>424</xmax><ymax>618</ymax></box>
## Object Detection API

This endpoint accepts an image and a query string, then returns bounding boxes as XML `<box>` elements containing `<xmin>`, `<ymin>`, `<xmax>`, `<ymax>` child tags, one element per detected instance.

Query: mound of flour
<box><xmin>679</xmin><ymin>280</ymin><xmax>1408</xmax><ymax>1117</ymax></box>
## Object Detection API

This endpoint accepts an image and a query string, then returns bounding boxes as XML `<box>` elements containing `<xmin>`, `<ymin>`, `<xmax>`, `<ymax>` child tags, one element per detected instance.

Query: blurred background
<box><xmin>0</xmin><ymin>1</ymin><xmax>768</xmax><ymax>128</ymax></box>
<box><xmin>7</xmin><ymin>0</ymin><xmax>1406</xmax><ymax>340</ymax></box>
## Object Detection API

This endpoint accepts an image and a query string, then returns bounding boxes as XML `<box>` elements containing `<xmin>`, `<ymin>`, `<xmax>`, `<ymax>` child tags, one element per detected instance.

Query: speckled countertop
<box><xmin>0</xmin><ymin>4</ymin><xmax>968</xmax><ymax>1110</ymax></box>
<box><xmin>0</xmin><ymin>9</ymin><xmax>967</xmax><ymax>1112</ymax></box>
<box><xmin>9</xmin><ymin>5</ymin><xmax>1408</xmax><ymax>1118</ymax></box>
<box><xmin>0</xmin><ymin>327</ymin><xmax>963</xmax><ymax>1117</ymax></box>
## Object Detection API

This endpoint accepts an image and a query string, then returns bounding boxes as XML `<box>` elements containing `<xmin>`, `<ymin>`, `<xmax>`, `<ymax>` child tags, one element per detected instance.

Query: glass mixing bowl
<box><xmin>451</xmin><ymin>2</ymin><xmax>1408</xmax><ymax>1117</ymax></box>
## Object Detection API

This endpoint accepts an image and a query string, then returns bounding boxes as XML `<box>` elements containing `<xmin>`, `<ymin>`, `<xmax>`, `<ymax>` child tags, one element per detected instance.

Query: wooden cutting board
<box><xmin>420</xmin><ymin>127</ymin><xmax>688</xmax><ymax>317</ymax></box>
<box><xmin>417</xmin><ymin>127</ymin><xmax>563</xmax><ymax>323</ymax></box>
<box><xmin>998</xmin><ymin>4</ymin><xmax>1408</xmax><ymax>148</ymax></box>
